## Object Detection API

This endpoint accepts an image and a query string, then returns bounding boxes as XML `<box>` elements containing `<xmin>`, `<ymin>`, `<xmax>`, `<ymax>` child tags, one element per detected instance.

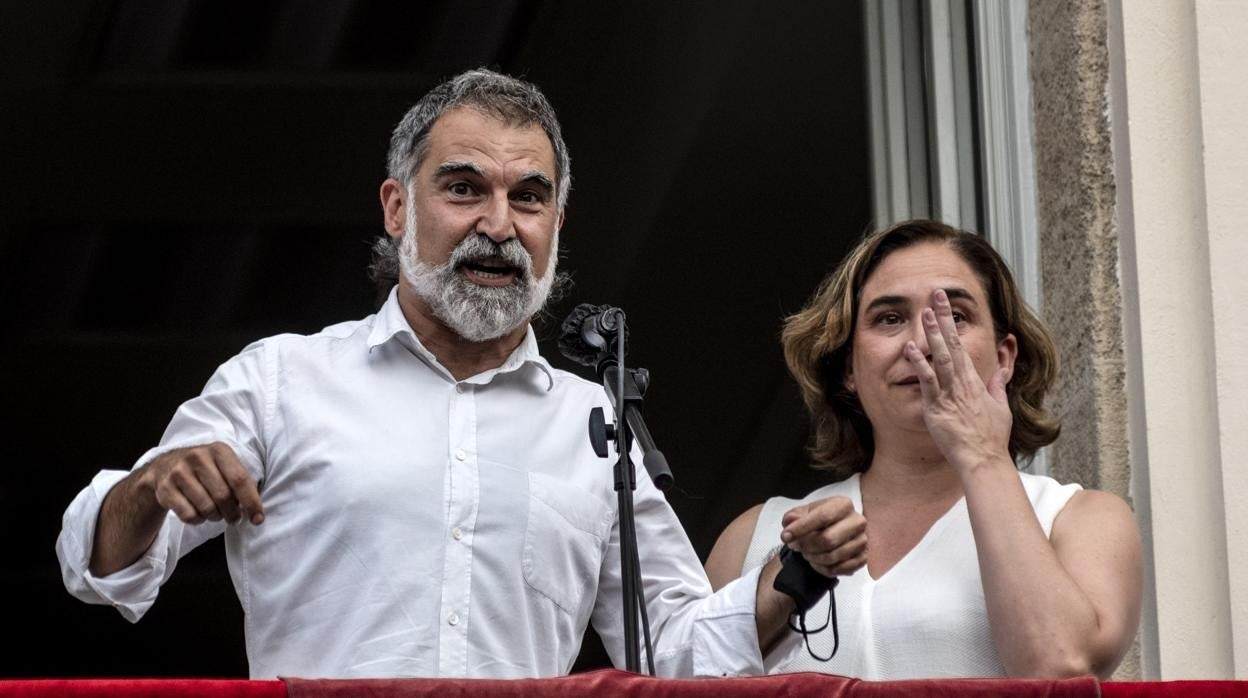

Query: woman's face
<box><xmin>847</xmin><ymin>241</ymin><xmax>1017</xmax><ymax>436</ymax></box>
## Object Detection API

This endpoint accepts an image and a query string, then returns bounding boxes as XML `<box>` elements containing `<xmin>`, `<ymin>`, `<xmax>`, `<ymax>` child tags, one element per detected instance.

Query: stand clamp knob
<box><xmin>588</xmin><ymin>407</ymin><xmax>616</xmax><ymax>458</ymax></box>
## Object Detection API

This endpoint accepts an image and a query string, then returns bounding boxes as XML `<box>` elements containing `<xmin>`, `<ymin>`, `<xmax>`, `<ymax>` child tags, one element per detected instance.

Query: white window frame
<box><xmin>866</xmin><ymin>0</ymin><xmax>1046</xmax><ymax>473</ymax></box>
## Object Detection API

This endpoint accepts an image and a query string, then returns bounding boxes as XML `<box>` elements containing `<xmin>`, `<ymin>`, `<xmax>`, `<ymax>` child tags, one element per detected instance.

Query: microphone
<box><xmin>558</xmin><ymin>303</ymin><xmax>626</xmax><ymax>368</ymax></box>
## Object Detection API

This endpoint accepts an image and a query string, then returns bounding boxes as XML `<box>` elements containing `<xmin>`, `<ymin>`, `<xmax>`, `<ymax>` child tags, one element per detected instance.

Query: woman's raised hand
<box><xmin>904</xmin><ymin>288</ymin><xmax>1014</xmax><ymax>473</ymax></box>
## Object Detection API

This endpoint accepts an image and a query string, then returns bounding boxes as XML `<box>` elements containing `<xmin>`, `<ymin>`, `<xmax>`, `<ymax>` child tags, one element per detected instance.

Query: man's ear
<box><xmin>380</xmin><ymin>178</ymin><xmax>406</xmax><ymax>240</ymax></box>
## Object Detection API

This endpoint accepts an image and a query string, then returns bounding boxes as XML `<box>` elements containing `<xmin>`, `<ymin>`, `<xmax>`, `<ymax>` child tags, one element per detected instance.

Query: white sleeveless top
<box><xmin>743</xmin><ymin>471</ymin><xmax>1081</xmax><ymax>679</ymax></box>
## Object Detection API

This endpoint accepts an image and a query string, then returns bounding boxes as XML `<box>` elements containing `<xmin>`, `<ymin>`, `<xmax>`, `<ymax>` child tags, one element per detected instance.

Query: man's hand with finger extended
<box><xmin>140</xmin><ymin>443</ymin><xmax>264</xmax><ymax>526</ymax></box>
<box><xmin>89</xmin><ymin>442</ymin><xmax>264</xmax><ymax>577</ymax></box>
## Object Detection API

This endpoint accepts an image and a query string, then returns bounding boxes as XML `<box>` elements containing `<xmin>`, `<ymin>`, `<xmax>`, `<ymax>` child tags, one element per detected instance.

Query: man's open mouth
<box><xmin>460</xmin><ymin>257</ymin><xmax>521</xmax><ymax>284</ymax></box>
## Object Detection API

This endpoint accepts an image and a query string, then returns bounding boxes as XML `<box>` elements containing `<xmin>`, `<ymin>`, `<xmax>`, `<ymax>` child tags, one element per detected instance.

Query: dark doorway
<box><xmin>0</xmin><ymin>0</ymin><xmax>870</xmax><ymax>677</ymax></box>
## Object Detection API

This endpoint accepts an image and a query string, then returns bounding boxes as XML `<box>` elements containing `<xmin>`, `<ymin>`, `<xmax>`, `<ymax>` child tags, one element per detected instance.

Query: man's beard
<box><xmin>398</xmin><ymin>206</ymin><xmax>558</xmax><ymax>343</ymax></box>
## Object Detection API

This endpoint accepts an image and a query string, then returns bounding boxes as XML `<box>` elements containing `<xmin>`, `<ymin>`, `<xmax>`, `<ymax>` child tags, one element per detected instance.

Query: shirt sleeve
<box><xmin>55</xmin><ymin>339</ymin><xmax>272</xmax><ymax>621</ymax></box>
<box><xmin>589</xmin><ymin>450</ymin><xmax>802</xmax><ymax>677</ymax></box>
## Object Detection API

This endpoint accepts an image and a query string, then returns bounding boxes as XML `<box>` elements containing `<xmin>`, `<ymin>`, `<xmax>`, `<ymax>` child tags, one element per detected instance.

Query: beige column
<box><xmin>1193</xmin><ymin>0</ymin><xmax>1248</xmax><ymax>678</ymax></box>
<box><xmin>1031</xmin><ymin>0</ymin><xmax>1247</xmax><ymax>679</ymax></box>
<box><xmin>1108</xmin><ymin>0</ymin><xmax>1247</xmax><ymax>680</ymax></box>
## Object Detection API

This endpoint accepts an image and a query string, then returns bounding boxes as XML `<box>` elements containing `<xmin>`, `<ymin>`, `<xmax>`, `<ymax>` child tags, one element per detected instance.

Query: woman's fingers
<box><xmin>923</xmin><ymin>305</ymin><xmax>957</xmax><ymax>389</ymax></box>
<box><xmin>905</xmin><ymin>340</ymin><xmax>939</xmax><ymax>403</ymax></box>
<box><xmin>915</xmin><ymin>289</ymin><xmax>984</xmax><ymax>398</ymax></box>
<box><xmin>931</xmin><ymin>289</ymin><xmax>972</xmax><ymax>376</ymax></box>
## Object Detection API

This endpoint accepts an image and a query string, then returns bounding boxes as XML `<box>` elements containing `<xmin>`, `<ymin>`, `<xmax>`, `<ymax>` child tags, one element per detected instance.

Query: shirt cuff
<box><xmin>56</xmin><ymin>469</ymin><xmax>174</xmax><ymax>623</ymax></box>
<box><xmin>689</xmin><ymin>565</ymin><xmax>802</xmax><ymax>677</ymax></box>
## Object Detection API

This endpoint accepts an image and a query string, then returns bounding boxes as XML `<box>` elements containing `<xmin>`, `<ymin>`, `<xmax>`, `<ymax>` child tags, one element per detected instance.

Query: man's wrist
<box><xmin>755</xmin><ymin>554</ymin><xmax>796</xmax><ymax>653</ymax></box>
<box><xmin>773</xmin><ymin>547</ymin><xmax>837</xmax><ymax>614</ymax></box>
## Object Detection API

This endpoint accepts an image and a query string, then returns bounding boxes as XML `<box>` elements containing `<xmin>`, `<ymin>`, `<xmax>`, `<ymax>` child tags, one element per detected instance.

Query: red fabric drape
<box><xmin>283</xmin><ymin>669</ymin><xmax>1099</xmax><ymax>698</ymax></box>
<box><xmin>1103</xmin><ymin>681</ymin><xmax>1248</xmax><ymax>698</ymax></box>
<box><xmin>5</xmin><ymin>674</ymin><xmax>1248</xmax><ymax>697</ymax></box>
<box><xmin>0</xmin><ymin>679</ymin><xmax>286</xmax><ymax>698</ymax></box>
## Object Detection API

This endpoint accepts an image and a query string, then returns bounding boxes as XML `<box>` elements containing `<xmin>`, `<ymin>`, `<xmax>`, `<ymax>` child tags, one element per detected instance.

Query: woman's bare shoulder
<box><xmin>705</xmin><ymin>503</ymin><xmax>766</xmax><ymax>591</ymax></box>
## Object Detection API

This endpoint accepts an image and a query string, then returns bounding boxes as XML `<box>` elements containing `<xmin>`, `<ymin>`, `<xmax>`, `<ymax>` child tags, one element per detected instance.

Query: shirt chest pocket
<box><xmin>522</xmin><ymin>472</ymin><xmax>613</xmax><ymax>617</ymax></box>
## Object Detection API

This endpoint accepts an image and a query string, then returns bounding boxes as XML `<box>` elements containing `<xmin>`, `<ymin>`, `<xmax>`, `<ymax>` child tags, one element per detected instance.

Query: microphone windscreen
<box><xmin>558</xmin><ymin>303</ymin><xmax>607</xmax><ymax>366</ymax></box>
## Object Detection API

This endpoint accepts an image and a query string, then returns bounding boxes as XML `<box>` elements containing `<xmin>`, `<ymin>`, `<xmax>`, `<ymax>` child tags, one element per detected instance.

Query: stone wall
<box><xmin>1027</xmin><ymin>0</ymin><xmax>1136</xmax><ymax>679</ymax></box>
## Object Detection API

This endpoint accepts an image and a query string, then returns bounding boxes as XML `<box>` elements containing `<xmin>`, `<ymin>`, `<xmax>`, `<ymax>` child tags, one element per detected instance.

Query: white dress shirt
<box><xmin>57</xmin><ymin>288</ymin><xmax>780</xmax><ymax>679</ymax></box>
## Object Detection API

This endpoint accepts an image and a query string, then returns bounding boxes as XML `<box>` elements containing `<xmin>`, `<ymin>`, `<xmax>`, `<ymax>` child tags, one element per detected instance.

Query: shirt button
<box><xmin>452</xmin><ymin>527</ymin><xmax>464</xmax><ymax>541</ymax></box>
<box><xmin>454</xmin><ymin>449</ymin><xmax>467</xmax><ymax>461</ymax></box>
<box><xmin>447</xmin><ymin>612</ymin><xmax>460</xmax><ymax>626</ymax></box>
<box><xmin>455</xmin><ymin>383</ymin><xmax>466</xmax><ymax>394</ymax></box>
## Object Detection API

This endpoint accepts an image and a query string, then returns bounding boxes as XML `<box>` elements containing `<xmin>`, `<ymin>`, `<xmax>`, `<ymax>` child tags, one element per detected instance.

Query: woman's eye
<box><xmin>952</xmin><ymin>311</ymin><xmax>968</xmax><ymax>323</ymax></box>
<box><xmin>877</xmin><ymin>312</ymin><xmax>902</xmax><ymax>325</ymax></box>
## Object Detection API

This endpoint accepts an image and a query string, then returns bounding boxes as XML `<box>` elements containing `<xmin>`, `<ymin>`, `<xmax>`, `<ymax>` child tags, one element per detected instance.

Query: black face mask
<box><xmin>774</xmin><ymin>547</ymin><xmax>840</xmax><ymax>662</ymax></box>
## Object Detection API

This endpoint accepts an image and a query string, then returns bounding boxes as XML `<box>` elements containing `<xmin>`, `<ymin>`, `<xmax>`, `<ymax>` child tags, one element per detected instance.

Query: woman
<box><xmin>706</xmin><ymin>220</ymin><xmax>1141</xmax><ymax>679</ymax></box>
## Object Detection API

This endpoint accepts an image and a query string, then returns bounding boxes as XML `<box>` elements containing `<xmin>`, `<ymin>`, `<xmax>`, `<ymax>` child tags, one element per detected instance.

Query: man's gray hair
<box><xmin>370</xmin><ymin>68</ymin><xmax>572</xmax><ymax>292</ymax></box>
<box><xmin>387</xmin><ymin>68</ymin><xmax>571</xmax><ymax>207</ymax></box>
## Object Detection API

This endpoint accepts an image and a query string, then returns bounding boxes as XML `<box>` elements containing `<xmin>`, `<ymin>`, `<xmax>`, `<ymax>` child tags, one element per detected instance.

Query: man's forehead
<box><xmin>426</xmin><ymin>107</ymin><xmax>555</xmax><ymax>166</ymax></box>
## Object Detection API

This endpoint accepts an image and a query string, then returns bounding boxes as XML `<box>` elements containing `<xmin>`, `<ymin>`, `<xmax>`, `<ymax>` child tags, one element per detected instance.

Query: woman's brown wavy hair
<box><xmin>782</xmin><ymin>219</ymin><xmax>1060</xmax><ymax>479</ymax></box>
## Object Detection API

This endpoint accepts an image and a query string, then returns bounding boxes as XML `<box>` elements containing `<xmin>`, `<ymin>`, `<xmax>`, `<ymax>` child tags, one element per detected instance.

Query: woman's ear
<box><xmin>997</xmin><ymin>333</ymin><xmax>1018</xmax><ymax>384</ymax></box>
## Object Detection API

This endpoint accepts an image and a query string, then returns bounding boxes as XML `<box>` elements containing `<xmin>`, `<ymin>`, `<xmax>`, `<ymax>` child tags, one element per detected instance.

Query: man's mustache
<box><xmin>448</xmin><ymin>234</ymin><xmax>532</xmax><ymax>277</ymax></box>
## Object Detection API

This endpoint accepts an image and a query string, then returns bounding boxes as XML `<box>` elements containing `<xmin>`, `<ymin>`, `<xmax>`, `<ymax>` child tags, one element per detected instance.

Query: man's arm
<box><xmin>58</xmin><ymin>339</ymin><xmax>271</xmax><ymax>622</ymax></box>
<box><xmin>91</xmin><ymin>442</ymin><xmax>264</xmax><ymax>576</ymax></box>
<box><xmin>752</xmin><ymin>555</ymin><xmax>792</xmax><ymax>653</ymax></box>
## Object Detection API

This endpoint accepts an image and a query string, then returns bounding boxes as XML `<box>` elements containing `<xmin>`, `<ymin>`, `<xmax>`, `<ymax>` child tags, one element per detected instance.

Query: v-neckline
<box><xmin>848</xmin><ymin>474</ymin><xmax>966</xmax><ymax>584</ymax></box>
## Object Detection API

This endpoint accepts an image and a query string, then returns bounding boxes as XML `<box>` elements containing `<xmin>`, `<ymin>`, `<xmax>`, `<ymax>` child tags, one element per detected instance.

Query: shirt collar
<box><xmin>367</xmin><ymin>286</ymin><xmax>555</xmax><ymax>392</ymax></box>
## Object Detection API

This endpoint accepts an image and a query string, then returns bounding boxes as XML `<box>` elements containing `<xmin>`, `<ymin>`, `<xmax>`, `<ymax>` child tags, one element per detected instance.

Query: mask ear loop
<box><xmin>773</xmin><ymin>547</ymin><xmax>841</xmax><ymax>662</ymax></box>
<box><xmin>786</xmin><ymin>581</ymin><xmax>839</xmax><ymax>662</ymax></box>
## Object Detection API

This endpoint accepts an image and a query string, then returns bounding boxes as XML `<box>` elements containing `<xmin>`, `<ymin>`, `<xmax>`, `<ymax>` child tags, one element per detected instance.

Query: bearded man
<box><xmin>56</xmin><ymin>69</ymin><xmax>861</xmax><ymax>680</ymax></box>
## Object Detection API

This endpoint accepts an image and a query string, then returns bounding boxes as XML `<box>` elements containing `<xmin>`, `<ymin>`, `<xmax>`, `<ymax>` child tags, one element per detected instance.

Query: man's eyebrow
<box><xmin>433</xmin><ymin>161</ymin><xmax>485</xmax><ymax>178</ymax></box>
<box><xmin>517</xmin><ymin>170</ymin><xmax>554</xmax><ymax>194</ymax></box>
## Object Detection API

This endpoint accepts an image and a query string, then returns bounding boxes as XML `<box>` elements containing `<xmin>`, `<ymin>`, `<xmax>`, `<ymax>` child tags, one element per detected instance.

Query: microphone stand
<box><xmin>598</xmin><ymin>366</ymin><xmax>674</xmax><ymax>492</ymax></box>
<box><xmin>583</xmin><ymin>309</ymin><xmax>673</xmax><ymax>675</ymax></box>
